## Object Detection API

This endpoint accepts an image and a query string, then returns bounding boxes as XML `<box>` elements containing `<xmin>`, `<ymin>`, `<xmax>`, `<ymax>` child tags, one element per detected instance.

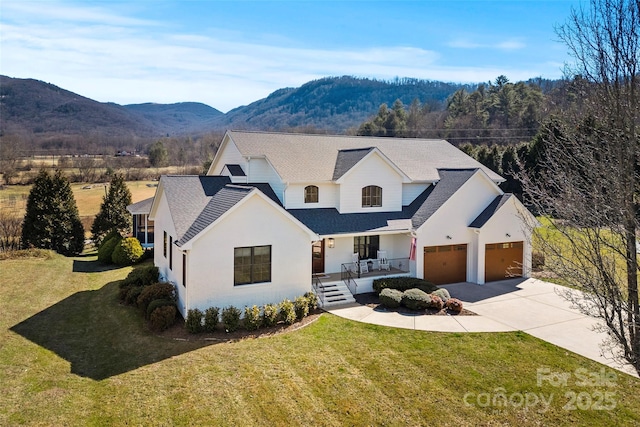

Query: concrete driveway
<box><xmin>327</xmin><ymin>278</ymin><xmax>638</xmax><ymax>378</ymax></box>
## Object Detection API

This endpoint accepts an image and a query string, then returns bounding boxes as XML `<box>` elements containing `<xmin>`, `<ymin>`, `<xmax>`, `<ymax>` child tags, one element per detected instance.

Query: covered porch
<box><xmin>311</xmin><ymin>232</ymin><xmax>414</xmax><ymax>306</ymax></box>
<box><xmin>126</xmin><ymin>197</ymin><xmax>155</xmax><ymax>249</ymax></box>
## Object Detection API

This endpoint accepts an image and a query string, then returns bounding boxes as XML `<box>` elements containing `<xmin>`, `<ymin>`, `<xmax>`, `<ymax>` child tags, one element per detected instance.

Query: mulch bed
<box><xmin>354</xmin><ymin>292</ymin><xmax>477</xmax><ymax>316</ymax></box>
<box><xmin>156</xmin><ymin>310</ymin><xmax>323</xmax><ymax>342</ymax></box>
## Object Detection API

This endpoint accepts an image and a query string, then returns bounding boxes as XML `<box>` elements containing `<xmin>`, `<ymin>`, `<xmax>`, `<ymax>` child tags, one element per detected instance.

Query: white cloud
<box><xmin>0</xmin><ymin>0</ymin><xmax>559</xmax><ymax>112</ymax></box>
<box><xmin>448</xmin><ymin>38</ymin><xmax>526</xmax><ymax>51</ymax></box>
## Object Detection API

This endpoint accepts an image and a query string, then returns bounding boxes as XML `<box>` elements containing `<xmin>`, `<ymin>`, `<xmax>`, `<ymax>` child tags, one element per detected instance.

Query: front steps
<box><xmin>317</xmin><ymin>280</ymin><xmax>356</xmax><ymax>307</ymax></box>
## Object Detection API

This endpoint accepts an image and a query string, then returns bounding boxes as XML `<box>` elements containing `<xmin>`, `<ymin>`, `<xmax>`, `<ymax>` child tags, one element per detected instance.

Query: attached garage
<box><xmin>423</xmin><ymin>244</ymin><xmax>467</xmax><ymax>285</ymax></box>
<box><xmin>485</xmin><ymin>241</ymin><xmax>523</xmax><ymax>282</ymax></box>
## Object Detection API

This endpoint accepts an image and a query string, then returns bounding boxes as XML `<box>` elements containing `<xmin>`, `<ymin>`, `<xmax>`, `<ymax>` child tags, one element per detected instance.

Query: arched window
<box><xmin>362</xmin><ymin>185</ymin><xmax>382</xmax><ymax>207</ymax></box>
<box><xmin>304</xmin><ymin>185</ymin><xmax>319</xmax><ymax>203</ymax></box>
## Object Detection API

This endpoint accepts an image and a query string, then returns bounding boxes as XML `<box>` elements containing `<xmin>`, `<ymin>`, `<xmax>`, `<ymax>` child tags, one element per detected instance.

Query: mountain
<box><xmin>124</xmin><ymin>102</ymin><xmax>223</xmax><ymax>135</ymax></box>
<box><xmin>1</xmin><ymin>75</ymin><xmax>473</xmax><ymax>153</ymax></box>
<box><xmin>220</xmin><ymin>76</ymin><xmax>473</xmax><ymax>132</ymax></box>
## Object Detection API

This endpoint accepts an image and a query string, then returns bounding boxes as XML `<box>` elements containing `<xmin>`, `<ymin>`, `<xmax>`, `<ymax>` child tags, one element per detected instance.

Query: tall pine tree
<box><xmin>21</xmin><ymin>169</ymin><xmax>85</xmax><ymax>255</ymax></box>
<box><xmin>91</xmin><ymin>173</ymin><xmax>132</xmax><ymax>246</ymax></box>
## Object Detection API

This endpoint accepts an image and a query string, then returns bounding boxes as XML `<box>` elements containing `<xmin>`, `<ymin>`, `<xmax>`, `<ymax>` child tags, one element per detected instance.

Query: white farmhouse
<box><xmin>141</xmin><ymin>130</ymin><xmax>536</xmax><ymax>317</ymax></box>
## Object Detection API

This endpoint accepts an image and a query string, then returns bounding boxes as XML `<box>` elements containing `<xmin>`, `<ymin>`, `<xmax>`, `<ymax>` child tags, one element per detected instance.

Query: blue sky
<box><xmin>1</xmin><ymin>0</ymin><xmax>581</xmax><ymax>112</ymax></box>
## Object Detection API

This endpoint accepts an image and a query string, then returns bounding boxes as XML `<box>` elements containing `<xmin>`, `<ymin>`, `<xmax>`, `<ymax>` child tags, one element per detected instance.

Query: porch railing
<box><xmin>312</xmin><ymin>275</ymin><xmax>326</xmax><ymax>307</ymax></box>
<box><xmin>341</xmin><ymin>264</ymin><xmax>358</xmax><ymax>295</ymax></box>
<box><xmin>341</xmin><ymin>257</ymin><xmax>411</xmax><ymax>279</ymax></box>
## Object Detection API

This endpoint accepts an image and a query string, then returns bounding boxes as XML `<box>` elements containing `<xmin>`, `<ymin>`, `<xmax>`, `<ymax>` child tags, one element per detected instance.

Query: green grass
<box><xmin>2</xmin><ymin>252</ymin><xmax>639</xmax><ymax>426</ymax></box>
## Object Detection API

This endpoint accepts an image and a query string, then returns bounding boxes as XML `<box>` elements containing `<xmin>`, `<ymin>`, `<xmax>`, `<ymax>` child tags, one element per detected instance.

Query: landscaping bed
<box><xmin>355</xmin><ymin>292</ymin><xmax>477</xmax><ymax>315</ymax></box>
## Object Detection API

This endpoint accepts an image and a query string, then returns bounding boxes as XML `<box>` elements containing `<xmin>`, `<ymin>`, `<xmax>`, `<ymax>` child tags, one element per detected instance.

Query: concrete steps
<box><xmin>317</xmin><ymin>281</ymin><xmax>355</xmax><ymax>307</ymax></box>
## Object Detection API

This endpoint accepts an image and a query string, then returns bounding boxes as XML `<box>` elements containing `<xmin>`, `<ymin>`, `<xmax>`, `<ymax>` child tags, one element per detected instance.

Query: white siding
<box><xmin>402</xmin><ymin>183</ymin><xmax>431</xmax><ymax>205</ymax></box>
<box><xmin>186</xmin><ymin>195</ymin><xmax>312</xmax><ymax>313</ymax></box>
<box><xmin>152</xmin><ymin>192</ymin><xmax>187</xmax><ymax>316</ymax></box>
<box><xmin>338</xmin><ymin>153</ymin><xmax>403</xmax><ymax>213</ymax></box>
<box><xmin>248</xmin><ymin>158</ymin><xmax>286</xmax><ymax>203</ymax></box>
<box><xmin>210</xmin><ymin>139</ymin><xmax>245</xmax><ymax>175</ymax></box>
<box><xmin>473</xmin><ymin>198</ymin><xmax>532</xmax><ymax>284</ymax></box>
<box><xmin>284</xmin><ymin>183</ymin><xmax>339</xmax><ymax>209</ymax></box>
<box><xmin>414</xmin><ymin>172</ymin><xmax>501</xmax><ymax>283</ymax></box>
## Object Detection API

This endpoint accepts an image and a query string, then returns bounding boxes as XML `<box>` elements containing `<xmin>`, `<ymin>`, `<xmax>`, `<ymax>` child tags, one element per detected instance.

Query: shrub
<box><xmin>222</xmin><ymin>306</ymin><xmax>241</xmax><ymax>332</ymax></box>
<box><xmin>373</xmin><ymin>277</ymin><xmax>438</xmax><ymax>295</ymax></box>
<box><xmin>532</xmin><ymin>251</ymin><xmax>545</xmax><ymax>271</ymax></box>
<box><xmin>97</xmin><ymin>235</ymin><xmax>121</xmax><ymax>264</ymax></box>
<box><xmin>294</xmin><ymin>296</ymin><xmax>309</xmax><ymax>320</ymax></box>
<box><xmin>149</xmin><ymin>305</ymin><xmax>176</xmax><ymax>331</ymax></box>
<box><xmin>401</xmin><ymin>288</ymin><xmax>431</xmax><ymax>310</ymax></box>
<box><xmin>124</xmin><ymin>286</ymin><xmax>144</xmax><ymax>305</ymax></box>
<box><xmin>379</xmin><ymin>288</ymin><xmax>403</xmax><ymax>308</ymax></box>
<box><xmin>204</xmin><ymin>307</ymin><xmax>219</xmax><ymax>332</ymax></box>
<box><xmin>119</xmin><ymin>264</ymin><xmax>159</xmax><ymax>289</ymax></box>
<box><xmin>279</xmin><ymin>299</ymin><xmax>297</xmax><ymax>325</ymax></box>
<box><xmin>137</xmin><ymin>282</ymin><xmax>176</xmax><ymax>313</ymax></box>
<box><xmin>304</xmin><ymin>291</ymin><xmax>319</xmax><ymax>311</ymax></box>
<box><xmin>146</xmin><ymin>298</ymin><xmax>176</xmax><ymax>318</ymax></box>
<box><xmin>445</xmin><ymin>298</ymin><xmax>464</xmax><ymax>313</ymax></box>
<box><xmin>427</xmin><ymin>294</ymin><xmax>444</xmax><ymax>310</ymax></box>
<box><xmin>432</xmin><ymin>288</ymin><xmax>451</xmax><ymax>303</ymax></box>
<box><xmin>262</xmin><ymin>303</ymin><xmax>279</xmax><ymax>327</ymax></box>
<box><xmin>243</xmin><ymin>305</ymin><xmax>261</xmax><ymax>331</ymax></box>
<box><xmin>185</xmin><ymin>308</ymin><xmax>204</xmax><ymax>334</ymax></box>
<box><xmin>112</xmin><ymin>237</ymin><xmax>144</xmax><ymax>266</ymax></box>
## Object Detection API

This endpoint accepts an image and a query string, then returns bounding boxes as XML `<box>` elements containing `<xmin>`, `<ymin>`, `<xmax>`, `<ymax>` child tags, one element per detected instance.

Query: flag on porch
<box><xmin>409</xmin><ymin>237</ymin><xmax>417</xmax><ymax>261</ymax></box>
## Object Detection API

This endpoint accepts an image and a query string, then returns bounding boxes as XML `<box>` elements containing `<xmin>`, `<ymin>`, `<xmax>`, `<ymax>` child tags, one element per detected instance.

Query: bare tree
<box><xmin>521</xmin><ymin>0</ymin><xmax>639</xmax><ymax>374</ymax></box>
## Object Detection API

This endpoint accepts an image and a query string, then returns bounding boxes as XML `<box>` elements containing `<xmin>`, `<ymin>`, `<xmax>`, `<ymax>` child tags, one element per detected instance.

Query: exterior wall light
<box><xmin>446</xmin><ymin>235</ymin><xmax>452</xmax><ymax>240</ymax></box>
<box><xmin>506</xmin><ymin>233</ymin><xmax>511</xmax><ymax>238</ymax></box>
<box><xmin>328</xmin><ymin>238</ymin><xmax>335</xmax><ymax>248</ymax></box>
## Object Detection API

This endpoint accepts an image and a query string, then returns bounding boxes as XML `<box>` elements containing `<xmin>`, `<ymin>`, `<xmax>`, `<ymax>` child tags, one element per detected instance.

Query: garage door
<box><xmin>485</xmin><ymin>241</ymin><xmax>523</xmax><ymax>282</ymax></box>
<box><xmin>423</xmin><ymin>244</ymin><xmax>467</xmax><ymax>285</ymax></box>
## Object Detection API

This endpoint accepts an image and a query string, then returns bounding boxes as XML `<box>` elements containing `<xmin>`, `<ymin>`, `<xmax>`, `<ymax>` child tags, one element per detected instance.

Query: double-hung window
<box><xmin>234</xmin><ymin>245</ymin><xmax>272</xmax><ymax>285</ymax></box>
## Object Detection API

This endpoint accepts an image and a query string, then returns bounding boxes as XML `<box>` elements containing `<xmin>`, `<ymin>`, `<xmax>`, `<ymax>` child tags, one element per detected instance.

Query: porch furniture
<box><xmin>359</xmin><ymin>260</ymin><xmax>369</xmax><ymax>274</ymax></box>
<box><xmin>377</xmin><ymin>250</ymin><xmax>390</xmax><ymax>271</ymax></box>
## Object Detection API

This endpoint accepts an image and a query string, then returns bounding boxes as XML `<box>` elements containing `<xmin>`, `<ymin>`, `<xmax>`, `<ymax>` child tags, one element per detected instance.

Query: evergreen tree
<box><xmin>148</xmin><ymin>140</ymin><xmax>169</xmax><ymax>168</ymax></box>
<box><xmin>21</xmin><ymin>169</ymin><xmax>85</xmax><ymax>255</ymax></box>
<box><xmin>91</xmin><ymin>173</ymin><xmax>132</xmax><ymax>246</ymax></box>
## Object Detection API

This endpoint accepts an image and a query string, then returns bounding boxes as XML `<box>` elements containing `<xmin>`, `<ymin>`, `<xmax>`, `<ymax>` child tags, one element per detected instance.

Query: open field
<box><xmin>0</xmin><ymin>181</ymin><xmax>159</xmax><ymax>237</ymax></box>
<box><xmin>1</xmin><ymin>251</ymin><xmax>639</xmax><ymax>426</ymax></box>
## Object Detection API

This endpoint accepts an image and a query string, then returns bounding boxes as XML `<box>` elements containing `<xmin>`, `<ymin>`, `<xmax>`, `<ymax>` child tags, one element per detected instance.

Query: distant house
<box><xmin>138</xmin><ymin>130</ymin><xmax>536</xmax><ymax>318</ymax></box>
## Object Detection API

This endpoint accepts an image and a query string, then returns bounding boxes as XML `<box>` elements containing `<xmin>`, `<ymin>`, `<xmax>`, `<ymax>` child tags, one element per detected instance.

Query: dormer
<box><xmin>333</xmin><ymin>147</ymin><xmax>410</xmax><ymax>214</ymax></box>
<box><xmin>221</xmin><ymin>164</ymin><xmax>247</xmax><ymax>184</ymax></box>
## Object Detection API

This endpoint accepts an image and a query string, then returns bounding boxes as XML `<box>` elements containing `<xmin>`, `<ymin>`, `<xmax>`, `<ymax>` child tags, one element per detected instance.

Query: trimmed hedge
<box><xmin>137</xmin><ymin>282</ymin><xmax>176</xmax><ymax>314</ymax></box>
<box><xmin>294</xmin><ymin>296</ymin><xmax>309</xmax><ymax>320</ymax></box>
<box><xmin>222</xmin><ymin>306</ymin><xmax>241</xmax><ymax>332</ymax></box>
<box><xmin>149</xmin><ymin>305</ymin><xmax>176</xmax><ymax>331</ymax></box>
<box><xmin>262</xmin><ymin>303</ymin><xmax>279</xmax><ymax>327</ymax></box>
<box><xmin>279</xmin><ymin>299</ymin><xmax>296</xmax><ymax>325</ymax></box>
<box><xmin>243</xmin><ymin>305</ymin><xmax>261</xmax><ymax>331</ymax></box>
<box><xmin>304</xmin><ymin>291</ymin><xmax>318</xmax><ymax>311</ymax></box>
<box><xmin>204</xmin><ymin>307</ymin><xmax>219</xmax><ymax>332</ymax></box>
<box><xmin>112</xmin><ymin>237</ymin><xmax>144</xmax><ymax>266</ymax></box>
<box><xmin>432</xmin><ymin>288</ymin><xmax>450</xmax><ymax>303</ymax></box>
<box><xmin>186</xmin><ymin>308</ymin><xmax>204</xmax><ymax>334</ymax></box>
<box><xmin>146</xmin><ymin>299</ymin><xmax>176</xmax><ymax>318</ymax></box>
<box><xmin>401</xmin><ymin>288</ymin><xmax>431</xmax><ymax>310</ymax></box>
<box><xmin>98</xmin><ymin>235</ymin><xmax>121</xmax><ymax>264</ymax></box>
<box><xmin>379</xmin><ymin>288</ymin><xmax>403</xmax><ymax>308</ymax></box>
<box><xmin>427</xmin><ymin>294</ymin><xmax>444</xmax><ymax>310</ymax></box>
<box><xmin>373</xmin><ymin>277</ymin><xmax>438</xmax><ymax>295</ymax></box>
<box><xmin>119</xmin><ymin>264</ymin><xmax>159</xmax><ymax>290</ymax></box>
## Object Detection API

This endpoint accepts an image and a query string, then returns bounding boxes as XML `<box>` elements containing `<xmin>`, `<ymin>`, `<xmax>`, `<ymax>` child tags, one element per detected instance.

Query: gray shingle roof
<box><xmin>159</xmin><ymin>176</ymin><xmax>283</xmax><ymax>247</ymax></box>
<box><xmin>225</xmin><ymin>130</ymin><xmax>504</xmax><ymax>183</ymax></box>
<box><xmin>288</xmin><ymin>169</ymin><xmax>477</xmax><ymax>235</ymax></box>
<box><xmin>332</xmin><ymin>147</ymin><xmax>374</xmax><ymax>180</ymax></box>
<box><xmin>127</xmin><ymin>197</ymin><xmax>154</xmax><ymax>215</ymax></box>
<box><xmin>411</xmin><ymin>169</ymin><xmax>478</xmax><ymax>229</ymax></box>
<box><xmin>469</xmin><ymin>194</ymin><xmax>513</xmax><ymax>228</ymax></box>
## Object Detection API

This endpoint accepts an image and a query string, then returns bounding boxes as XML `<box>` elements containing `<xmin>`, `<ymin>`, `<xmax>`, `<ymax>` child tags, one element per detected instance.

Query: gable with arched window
<box><xmin>362</xmin><ymin>185</ymin><xmax>382</xmax><ymax>207</ymax></box>
<box><xmin>304</xmin><ymin>185</ymin><xmax>319</xmax><ymax>203</ymax></box>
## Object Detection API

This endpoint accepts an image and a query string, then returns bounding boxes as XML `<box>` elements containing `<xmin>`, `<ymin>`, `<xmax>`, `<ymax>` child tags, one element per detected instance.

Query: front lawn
<box><xmin>1</xmin><ymin>252</ymin><xmax>639</xmax><ymax>425</ymax></box>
